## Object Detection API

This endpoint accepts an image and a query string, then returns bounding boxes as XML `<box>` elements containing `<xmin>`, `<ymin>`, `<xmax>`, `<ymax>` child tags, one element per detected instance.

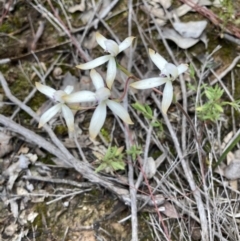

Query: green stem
<box><xmin>116</xmin><ymin>62</ymin><xmax>134</xmax><ymax>77</ymax></box>
<box><xmin>214</xmin><ymin>130</ymin><xmax>240</xmax><ymax>169</ymax></box>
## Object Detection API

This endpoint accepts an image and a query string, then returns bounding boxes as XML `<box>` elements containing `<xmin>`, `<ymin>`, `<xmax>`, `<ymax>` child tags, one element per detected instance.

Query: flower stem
<box><xmin>116</xmin><ymin>62</ymin><xmax>133</xmax><ymax>77</ymax></box>
<box><xmin>115</xmin><ymin>62</ymin><xmax>139</xmax><ymax>102</ymax></box>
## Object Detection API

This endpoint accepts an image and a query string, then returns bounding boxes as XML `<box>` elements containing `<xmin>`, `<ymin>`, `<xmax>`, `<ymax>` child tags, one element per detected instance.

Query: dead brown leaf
<box><xmin>4</xmin><ymin>223</ymin><xmax>18</xmax><ymax>236</ymax></box>
<box><xmin>162</xmin><ymin>201</ymin><xmax>179</xmax><ymax>218</ymax></box>
<box><xmin>0</xmin><ymin>132</ymin><xmax>12</xmax><ymax>158</ymax></box>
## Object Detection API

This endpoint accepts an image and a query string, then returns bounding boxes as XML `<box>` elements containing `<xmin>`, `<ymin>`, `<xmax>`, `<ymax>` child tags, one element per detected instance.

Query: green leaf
<box><xmin>189</xmin><ymin>63</ymin><xmax>195</xmax><ymax>79</ymax></box>
<box><xmin>95</xmin><ymin>145</ymin><xmax>126</xmax><ymax>173</ymax></box>
<box><xmin>214</xmin><ymin>104</ymin><xmax>223</xmax><ymax>112</ymax></box>
<box><xmin>145</xmin><ymin>105</ymin><xmax>153</xmax><ymax>116</ymax></box>
<box><xmin>111</xmin><ymin>161</ymin><xmax>125</xmax><ymax>171</ymax></box>
<box><xmin>215</xmin><ymin>130</ymin><xmax>240</xmax><ymax>169</ymax></box>
<box><xmin>196</xmin><ymin>106</ymin><xmax>204</xmax><ymax>111</ymax></box>
<box><xmin>187</xmin><ymin>83</ymin><xmax>197</xmax><ymax>91</ymax></box>
<box><xmin>151</xmin><ymin>121</ymin><xmax>161</xmax><ymax>127</ymax></box>
<box><xmin>132</xmin><ymin>102</ymin><xmax>153</xmax><ymax>119</ymax></box>
<box><xmin>205</xmin><ymin>88</ymin><xmax>214</xmax><ymax>100</ymax></box>
<box><xmin>127</xmin><ymin>145</ymin><xmax>142</xmax><ymax>160</ymax></box>
<box><xmin>95</xmin><ymin>163</ymin><xmax>107</xmax><ymax>173</ymax></box>
<box><xmin>132</xmin><ymin>102</ymin><xmax>146</xmax><ymax>113</ymax></box>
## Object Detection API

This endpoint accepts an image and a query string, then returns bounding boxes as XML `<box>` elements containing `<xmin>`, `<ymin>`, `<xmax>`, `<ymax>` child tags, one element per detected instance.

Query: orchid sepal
<box><xmin>162</xmin><ymin>81</ymin><xmax>173</xmax><ymax>114</ymax></box>
<box><xmin>62</xmin><ymin>104</ymin><xmax>75</xmax><ymax>132</ymax></box>
<box><xmin>107</xmin><ymin>100</ymin><xmax>133</xmax><ymax>125</ymax></box>
<box><xmin>177</xmin><ymin>64</ymin><xmax>189</xmax><ymax>75</ymax></box>
<box><xmin>96</xmin><ymin>32</ymin><xmax>108</xmax><ymax>50</ymax></box>
<box><xmin>119</xmin><ymin>37</ymin><xmax>135</xmax><ymax>53</ymax></box>
<box><xmin>36</xmin><ymin>82</ymin><xmax>56</xmax><ymax>99</ymax></box>
<box><xmin>89</xmin><ymin>101</ymin><xmax>107</xmax><ymax>139</ymax></box>
<box><xmin>64</xmin><ymin>85</ymin><xmax>74</xmax><ymax>94</ymax></box>
<box><xmin>90</xmin><ymin>69</ymin><xmax>105</xmax><ymax>89</ymax></box>
<box><xmin>76</xmin><ymin>55</ymin><xmax>111</xmax><ymax>70</ymax></box>
<box><xmin>38</xmin><ymin>103</ymin><xmax>62</xmax><ymax>128</ymax></box>
<box><xmin>149</xmin><ymin>48</ymin><xmax>168</xmax><ymax>71</ymax></box>
<box><xmin>106</xmin><ymin>57</ymin><xmax>117</xmax><ymax>89</ymax></box>
<box><xmin>63</xmin><ymin>91</ymin><xmax>96</xmax><ymax>103</ymax></box>
<box><xmin>130</xmin><ymin>77</ymin><xmax>168</xmax><ymax>89</ymax></box>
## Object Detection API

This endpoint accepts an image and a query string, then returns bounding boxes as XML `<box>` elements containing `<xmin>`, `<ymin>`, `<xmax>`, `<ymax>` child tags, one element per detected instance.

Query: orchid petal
<box><xmin>177</xmin><ymin>64</ymin><xmax>188</xmax><ymax>75</ymax></box>
<box><xmin>90</xmin><ymin>69</ymin><xmax>105</xmax><ymax>90</ymax></box>
<box><xmin>95</xmin><ymin>87</ymin><xmax>111</xmax><ymax>102</ymax></box>
<box><xmin>53</xmin><ymin>90</ymin><xmax>67</xmax><ymax>103</ymax></box>
<box><xmin>119</xmin><ymin>36</ymin><xmax>135</xmax><ymax>53</ymax></box>
<box><xmin>38</xmin><ymin>103</ymin><xmax>61</xmax><ymax>128</ymax></box>
<box><xmin>106</xmin><ymin>57</ymin><xmax>116</xmax><ymax>89</ymax></box>
<box><xmin>105</xmin><ymin>40</ymin><xmax>119</xmax><ymax>56</ymax></box>
<box><xmin>130</xmin><ymin>77</ymin><xmax>168</xmax><ymax>89</ymax></box>
<box><xmin>162</xmin><ymin>63</ymin><xmax>178</xmax><ymax>80</ymax></box>
<box><xmin>76</xmin><ymin>55</ymin><xmax>111</xmax><ymax>70</ymax></box>
<box><xmin>96</xmin><ymin>32</ymin><xmax>108</xmax><ymax>50</ymax></box>
<box><xmin>162</xmin><ymin>81</ymin><xmax>173</xmax><ymax>114</ymax></box>
<box><xmin>63</xmin><ymin>91</ymin><xmax>96</xmax><ymax>103</ymax></box>
<box><xmin>35</xmin><ymin>82</ymin><xmax>56</xmax><ymax>99</ymax></box>
<box><xmin>61</xmin><ymin>105</ymin><xmax>74</xmax><ymax>132</ymax></box>
<box><xmin>64</xmin><ymin>85</ymin><xmax>74</xmax><ymax>94</ymax></box>
<box><xmin>89</xmin><ymin>102</ymin><xmax>107</xmax><ymax>139</ymax></box>
<box><xmin>149</xmin><ymin>48</ymin><xmax>168</xmax><ymax>71</ymax></box>
<box><xmin>106</xmin><ymin>100</ymin><xmax>133</xmax><ymax>124</ymax></box>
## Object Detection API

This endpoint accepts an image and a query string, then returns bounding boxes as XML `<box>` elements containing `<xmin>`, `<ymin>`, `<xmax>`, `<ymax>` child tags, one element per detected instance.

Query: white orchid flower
<box><xmin>35</xmin><ymin>82</ymin><xmax>76</xmax><ymax>132</ymax></box>
<box><xmin>76</xmin><ymin>32</ymin><xmax>135</xmax><ymax>89</ymax></box>
<box><xmin>130</xmin><ymin>48</ymin><xmax>188</xmax><ymax>114</ymax></box>
<box><xmin>64</xmin><ymin>69</ymin><xmax>133</xmax><ymax>139</ymax></box>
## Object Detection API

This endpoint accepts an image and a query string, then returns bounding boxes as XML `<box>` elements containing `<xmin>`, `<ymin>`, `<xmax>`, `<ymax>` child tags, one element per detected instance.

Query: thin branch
<box><xmin>210</xmin><ymin>56</ymin><xmax>240</xmax><ymax>85</ymax></box>
<box><xmin>135</xmin><ymin>112</ymin><xmax>154</xmax><ymax>189</ymax></box>
<box><xmin>0</xmin><ymin>114</ymin><xmax>67</xmax><ymax>163</ymax></box>
<box><xmin>23</xmin><ymin>175</ymin><xmax>93</xmax><ymax>188</ymax></box>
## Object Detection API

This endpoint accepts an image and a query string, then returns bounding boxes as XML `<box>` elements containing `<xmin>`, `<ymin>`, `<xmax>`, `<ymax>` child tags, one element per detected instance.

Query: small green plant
<box><xmin>126</xmin><ymin>145</ymin><xmax>143</xmax><ymax>160</ymax></box>
<box><xmin>95</xmin><ymin>146</ymin><xmax>125</xmax><ymax>174</ymax></box>
<box><xmin>132</xmin><ymin>102</ymin><xmax>163</xmax><ymax>130</ymax></box>
<box><xmin>218</xmin><ymin>0</ymin><xmax>240</xmax><ymax>30</ymax></box>
<box><xmin>197</xmin><ymin>85</ymin><xmax>240</xmax><ymax>122</ymax></box>
<box><xmin>132</xmin><ymin>102</ymin><xmax>153</xmax><ymax>119</ymax></box>
<box><xmin>219</xmin><ymin>0</ymin><xmax>234</xmax><ymax>24</ymax></box>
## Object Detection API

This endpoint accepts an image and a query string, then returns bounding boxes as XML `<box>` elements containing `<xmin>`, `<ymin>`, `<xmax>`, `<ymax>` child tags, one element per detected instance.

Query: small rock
<box><xmin>53</xmin><ymin>67</ymin><xmax>63</xmax><ymax>79</ymax></box>
<box><xmin>224</xmin><ymin>160</ymin><xmax>240</xmax><ymax>180</ymax></box>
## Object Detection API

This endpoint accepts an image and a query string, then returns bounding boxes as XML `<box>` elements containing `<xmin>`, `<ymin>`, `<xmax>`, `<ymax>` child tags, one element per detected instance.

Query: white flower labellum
<box><xmin>35</xmin><ymin>82</ymin><xmax>75</xmax><ymax>132</ymax></box>
<box><xmin>61</xmin><ymin>69</ymin><xmax>133</xmax><ymax>139</ymax></box>
<box><xmin>130</xmin><ymin>49</ymin><xmax>188</xmax><ymax>113</ymax></box>
<box><xmin>76</xmin><ymin>32</ymin><xmax>135</xmax><ymax>89</ymax></box>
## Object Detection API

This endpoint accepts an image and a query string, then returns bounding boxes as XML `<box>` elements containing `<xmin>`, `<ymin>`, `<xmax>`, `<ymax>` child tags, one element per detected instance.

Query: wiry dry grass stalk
<box><xmin>2</xmin><ymin>0</ymin><xmax>240</xmax><ymax>240</ymax></box>
<box><xmin>136</xmin><ymin>1</ymin><xmax>208</xmax><ymax>239</ymax></box>
<box><xmin>151</xmin><ymin>92</ymin><xmax>209</xmax><ymax>240</ymax></box>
